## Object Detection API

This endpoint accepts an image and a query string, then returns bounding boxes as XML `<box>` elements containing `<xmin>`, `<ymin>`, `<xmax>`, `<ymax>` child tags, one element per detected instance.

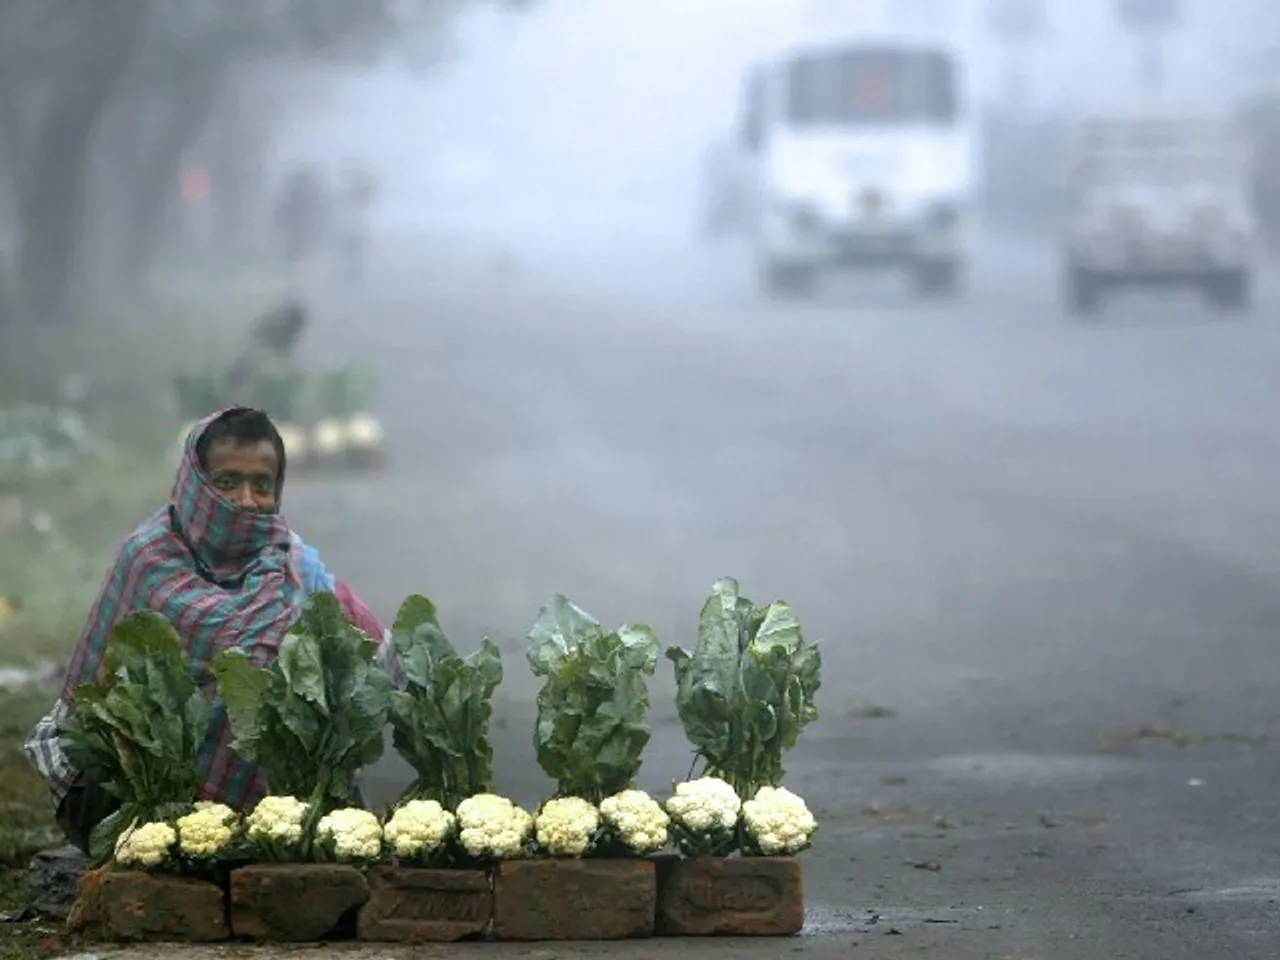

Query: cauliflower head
<box><xmin>742</xmin><ymin>786</ymin><xmax>817</xmax><ymax>856</ymax></box>
<box><xmin>176</xmin><ymin>803</ymin><xmax>238</xmax><ymax>859</ymax></box>
<box><xmin>384</xmin><ymin>799</ymin><xmax>456</xmax><ymax>860</ymax></box>
<box><xmin>455</xmin><ymin>793</ymin><xmax>533</xmax><ymax>860</ymax></box>
<box><xmin>312</xmin><ymin>419</ymin><xmax>346</xmax><ymax>456</ymax></box>
<box><xmin>246</xmin><ymin>794</ymin><xmax>309</xmax><ymax>846</ymax></box>
<box><xmin>599</xmin><ymin>789</ymin><xmax>669</xmax><ymax>855</ymax></box>
<box><xmin>665</xmin><ymin>776</ymin><xmax>742</xmax><ymax>833</ymax></box>
<box><xmin>316</xmin><ymin>807</ymin><xmax>384</xmax><ymax>862</ymax></box>
<box><xmin>276</xmin><ymin>423</ymin><xmax>309</xmax><ymax>463</ymax></box>
<box><xmin>115</xmin><ymin>820</ymin><xmax>177</xmax><ymax>869</ymax></box>
<box><xmin>345</xmin><ymin>413</ymin><xmax>384</xmax><ymax>449</ymax></box>
<box><xmin>534</xmin><ymin>797</ymin><xmax>600</xmax><ymax>857</ymax></box>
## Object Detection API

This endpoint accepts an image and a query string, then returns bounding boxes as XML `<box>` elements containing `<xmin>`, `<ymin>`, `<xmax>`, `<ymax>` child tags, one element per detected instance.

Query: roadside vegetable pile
<box><xmin>172</xmin><ymin>361</ymin><xmax>385</xmax><ymax>471</ymax></box>
<box><xmin>60</xmin><ymin>578</ymin><xmax>822</xmax><ymax>942</ymax></box>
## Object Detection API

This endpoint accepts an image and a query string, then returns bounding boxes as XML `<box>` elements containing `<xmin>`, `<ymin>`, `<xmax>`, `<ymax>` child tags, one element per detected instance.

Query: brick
<box><xmin>492</xmin><ymin>858</ymin><xmax>654</xmax><ymax>941</ymax></box>
<box><xmin>655</xmin><ymin>856</ymin><xmax>805</xmax><ymax>936</ymax></box>
<box><xmin>101</xmin><ymin>871</ymin><xmax>228</xmax><ymax>942</ymax></box>
<box><xmin>65</xmin><ymin>866</ymin><xmax>108</xmax><ymax>935</ymax></box>
<box><xmin>230</xmin><ymin>863</ymin><xmax>368</xmax><ymax>942</ymax></box>
<box><xmin>357</xmin><ymin>866</ymin><xmax>492</xmax><ymax>942</ymax></box>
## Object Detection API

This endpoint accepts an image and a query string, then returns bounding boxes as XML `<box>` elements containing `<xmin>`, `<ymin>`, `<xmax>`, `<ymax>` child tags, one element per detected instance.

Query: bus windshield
<box><xmin>785</xmin><ymin>46</ymin><xmax>957</xmax><ymax>127</ymax></box>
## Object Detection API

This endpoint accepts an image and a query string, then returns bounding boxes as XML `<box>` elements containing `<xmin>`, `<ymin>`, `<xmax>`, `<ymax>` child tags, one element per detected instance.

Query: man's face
<box><xmin>203</xmin><ymin>439</ymin><xmax>279</xmax><ymax>513</ymax></box>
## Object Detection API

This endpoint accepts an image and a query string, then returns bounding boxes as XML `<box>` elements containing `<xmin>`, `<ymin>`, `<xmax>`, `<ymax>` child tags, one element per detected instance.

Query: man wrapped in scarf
<box><xmin>23</xmin><ymin>407</ymin><xmax>401</xmax><ymax>853</ymax></box>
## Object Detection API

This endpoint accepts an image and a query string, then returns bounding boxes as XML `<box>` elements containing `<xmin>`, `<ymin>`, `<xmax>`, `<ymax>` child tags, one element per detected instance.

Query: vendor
<box><xmin>23</xmin><ymin>407</ymin><xmax>396</xmax><ymax>854</ymax></box>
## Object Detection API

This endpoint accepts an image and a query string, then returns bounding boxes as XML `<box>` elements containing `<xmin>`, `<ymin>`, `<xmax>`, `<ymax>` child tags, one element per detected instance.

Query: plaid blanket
<box><xmin>25</xmin><ymin>409</ymin><xmax>392</xmax><ymax>812</ymax></box>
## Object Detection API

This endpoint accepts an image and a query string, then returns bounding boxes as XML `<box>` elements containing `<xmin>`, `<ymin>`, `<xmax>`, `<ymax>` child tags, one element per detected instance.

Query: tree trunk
<box><xmin>16</xmin><ymin>0</ymin><xmax>149</xmax><ymax>325</ymax></box>
<box><xmin>114</xmin><ymin>57</ymin><xmax>226</xmax><ymax>288</ymax></box>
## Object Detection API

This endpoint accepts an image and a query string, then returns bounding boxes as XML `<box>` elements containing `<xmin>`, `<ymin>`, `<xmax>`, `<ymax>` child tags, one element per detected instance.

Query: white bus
<box><xmin>739</xmin><ymin>34</ymin><xmax>976</xmax><ymax>298</ymax></box>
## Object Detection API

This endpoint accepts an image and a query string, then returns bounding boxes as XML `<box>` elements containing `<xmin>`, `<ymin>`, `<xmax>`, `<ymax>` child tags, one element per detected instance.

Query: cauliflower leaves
<box><xmin>212</xmin><ymin>592</ymin><xmax>393</xmax><ymax>837</ymax></box>
<box><xmin>526</xmin><ymin>595</ymin><xmax>660</xmax><ymax>804</ymax></box>
<box><xmin>666</xmin><ymin>578</ymin><xmax>821</xmax><ymax>800</ymax></box>
<box><xmin>387</xmin><ymin>595</ymin><xmax>503</xmax><ymax>810</ymax></box>
<box><xmin>58</xmin><ymin>612</ymin><xmax>213</xmax><ymax>865</ymax></box>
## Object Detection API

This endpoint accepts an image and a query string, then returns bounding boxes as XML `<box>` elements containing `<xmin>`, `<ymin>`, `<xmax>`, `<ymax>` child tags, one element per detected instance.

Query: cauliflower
<box><xmin>276</xmin><ymin>422</ymin><xmax>309</xmax><ymax>465</ymax></box>
<box><xmin>246</xmin><ymin>794</ymin><xmax>309</xmax><ymax>847</ymax></box>
<box><xmin>599</xmin><ymin>790</ymin><xmax>670</xmax><ymax>855</ymax></box>
<box><xmin>664</xmin><ymin>776</ymin><xmax>742</xmax><ymax>856</ymax></box>
<box><xmin>176</xmin><ymin>803</ymin><xmax>238</xmax><ymax>859</ymax></box>
<box><xmin>344</xmin><ymin>413</ymin><xmax>384</xmax><ymax>450</ymax></box>
<box><xmin>534</xmin><ymin>797</ymin><xmax>600</xmax><ymax>857</ymax></box>
<box><xmin>114</xmin><ymin>820</ymin><xmax>177</xmax><ymax>869</ymax></box>
<box><xmin>742</xmin><ymin>786</ymin><xmax>817</xmax><ymax>856</ymax></box>
<box><xmin>455</xmin><ymin>793</ymin><xmax>533</xmax><ymax>860</ymax></box>
<box><xmin>311</xmin><ymin>419</ymin><xmax>346</xmax><ymax>458</ymax></box>
<box><xmin>315</xmin><ymin>807</ymin><xmax>384</xmax><ymax>862</ymax></box>
<box><xmin>384</xmin><ymin>799</ymin><xmax>456</xmax><ymax>861</ymax></box>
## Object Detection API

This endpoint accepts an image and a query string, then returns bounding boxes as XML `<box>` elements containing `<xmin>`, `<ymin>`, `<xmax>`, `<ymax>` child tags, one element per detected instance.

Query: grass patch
<box><xmin>1</xmin><ymin>452</ymin><xmax>173</xmax><ymax>665</ymax></box>
<box><xmin>0</xmin><ymin>692</ymin><xmax>61</xmax><ymax>868</ymax></box>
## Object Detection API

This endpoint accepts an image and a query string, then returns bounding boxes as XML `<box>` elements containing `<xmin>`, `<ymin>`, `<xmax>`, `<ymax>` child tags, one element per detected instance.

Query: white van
<box><xmin>1061</xmin><ymin>109</ymin><xmax>1257</xmax><ymax>315</ymax></box>
<box><xmin>738</xmin><ymin>34</ymin><xmax>976</xmax><ymax>298</ymax></box>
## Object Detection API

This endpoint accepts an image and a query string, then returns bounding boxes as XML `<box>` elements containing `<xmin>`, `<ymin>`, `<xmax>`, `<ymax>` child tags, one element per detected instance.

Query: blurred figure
<box><xmin>335</xmin><ymin>162</ymin><xmax>376</xmax><ymax>281</ymax></box>
<box><xmin>225</xmin><ymin>298</ymin><xmax>309</xmax><ymax>391</ymax></box>
<box><xmin>272</xmin><ymin>164</ymin><xmax>329</xmax><ymax>270</ymax></box>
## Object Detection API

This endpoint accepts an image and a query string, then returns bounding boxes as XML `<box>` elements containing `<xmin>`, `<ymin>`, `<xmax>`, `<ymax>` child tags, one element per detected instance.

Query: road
<box><xmin>265</xmin><ymin>225</ymin><xmax>1280</xmax><ymax>959</ymax></box>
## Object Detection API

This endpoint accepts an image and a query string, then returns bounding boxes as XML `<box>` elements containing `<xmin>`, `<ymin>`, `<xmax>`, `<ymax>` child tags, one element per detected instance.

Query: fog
<box><xmin>5</xmin><ymin>1</ymin><xmax>1280</xmax><ymax>953</ymax></box>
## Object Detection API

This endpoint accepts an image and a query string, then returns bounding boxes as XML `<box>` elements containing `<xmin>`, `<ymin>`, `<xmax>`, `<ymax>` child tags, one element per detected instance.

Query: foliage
<box><xmin>526</xmin><ymin>595</ymin><xmax>660</xmax><ymax>804</ymax></box>
<box><xmin>388</xmin><ymin>594</ymin><xmax>503</xmax><ymax>810</ymax></box>
<box><xmin>245</xmin><ymin>365</ymin><xmax>310</xmax><ymax>424</ymax></box>
<box><xmin>0</xmin><ymin>404</ymin><xmax>110</xmax><ymax>485</ymax></box>
<box><xmin>212</xmin><ymin>591</ymin><xmax>394</xmax><ymax>851</ymax></box>
<box><xmin>315</xmin><ymin>363</ymin><xmax>380</xmax><ymax>418</ymax></box>
<box><xmin>666</xmin><ymin>578</ymin><xmax>822</xmax><ymax>800</ymax></box>
<box><xmin>58</xmin><ymin>612</ymin><xmax>212</xmax><ymax>864</ymax></box>
<box><xmin>172</xmin><ymin>370</ymin><xmax>229</xmax><ymax>422</ymax></box>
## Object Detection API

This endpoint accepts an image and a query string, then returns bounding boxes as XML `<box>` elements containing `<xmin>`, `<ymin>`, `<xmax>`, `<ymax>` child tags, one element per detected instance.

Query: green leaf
<box><xmin>666</xmin><ymin>579</ymin><xmax>822</xmax><ymax>799</ymax></box>
<box><xmin>58</xmin><ymin>613</ymin><xmax>212</xmax><ymax>832</ymax></box>
<box><xmin>210</xmin><ymin>651</ymin><xmax>272</xmax><ymax>757</ymax></box>
<box><xmin>388</xmin><ymin>595</ymin><xmax>503</xmax><ymax>809</ymax></box>
<box><xmin>526</xmin><ymin>594</ymin><xmax>603</xmax><ymax>677</ymax></box>
<box><xmin>212</xmin><ymin>591</ymin><xmax>394</xmax><ymax>813</ymax></box>
<box><xmin>527</xmin><ymin>597</ymin><xmax>660</xmax><ymax>803</ymax></box>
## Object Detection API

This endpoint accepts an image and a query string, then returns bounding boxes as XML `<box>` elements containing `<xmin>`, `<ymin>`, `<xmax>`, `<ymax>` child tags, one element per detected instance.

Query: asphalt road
<box><xmin>266</xmin><ymin>225</ymin><xmax>1280</xmax><ymax>959</ymax></box>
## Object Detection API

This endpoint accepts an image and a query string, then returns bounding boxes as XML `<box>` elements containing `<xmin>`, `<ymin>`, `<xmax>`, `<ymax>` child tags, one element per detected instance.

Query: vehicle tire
<box><xmin>912</xmin><ymin>261</ymin><xmax>961</xmax><ymax>299</ymax></box>
<box><xmin>1064</xmin><ymin>264</ymin><xmax>1103</xmax><ymax>317</ymax></box>
<box><xmin>1204</xmin><ymin>270</ymin><xmax>1251</xmax><ymax>313</ymax></box>
<box><xmin>759</xmin><ymin>261</ymin><xmax>815</xmax><ymax>299</ymax></box>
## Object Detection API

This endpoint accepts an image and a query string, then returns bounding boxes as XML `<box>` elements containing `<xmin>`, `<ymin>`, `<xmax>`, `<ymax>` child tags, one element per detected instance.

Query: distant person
<box><xmin>336</xmin><ymin>164</ymin><xmax>375</xmax><ymax>281</ymax></box>
<box><xmin>23</xmin><ymin>407</ymin><xmax>399</xmax><ymax>853</ymax></box>
<box><xmin>272</xmin><ymin>166</ymin><xmax>328</xmax><ymax>267</ymax></box>
<box><xmin>224</xmin><ymin>298</ymin><xmax>309</xmax><ymax>391</ymax></box>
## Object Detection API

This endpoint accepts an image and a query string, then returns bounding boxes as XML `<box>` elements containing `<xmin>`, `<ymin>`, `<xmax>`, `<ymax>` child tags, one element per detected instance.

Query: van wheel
<box><xmin>912</xmin><ymin>261</ymin><xmax>961</xmax><ymax>298</ymax></box>
<box><xmin>1204</xmin><ymin>270</ymin><xmax>1251</xmax><ymax>313</ymax></box>
<box><xmin>760</xmin><ymin>262</ymin><xmax>815</xmax><ymax>299</ymax></box>
<box><xmin>1065</xmin><ymin>264</ymin><xmax>1103</xmax><ymax>318</ymax></box>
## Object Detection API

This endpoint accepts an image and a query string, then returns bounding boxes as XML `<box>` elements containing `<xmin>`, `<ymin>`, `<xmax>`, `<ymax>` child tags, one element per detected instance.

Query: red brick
<box><xmin>65</xmin><ymin>866</ymin><xmax>108</xmax><ymax>935</ymax></box>
<box><xmin>492</xmin><ymin>858</ymin><xmax>655</xmax><ymax>940</ymax></box>
<box><xmin>229</xmin><ymin>863</ymin><xmax>368</xmax><ymax>942</ymax></box>
<box><xmin>357</xmin><ymin>866</ymin><xmax>492</xmax><ymax>942</ymax></box>
<box><xmin>101</xmin><ymin>871</ymin><xmax>228</xmax><ymax>942</ymax></box>
<box><xmin>655</xmin><ymin>856</ymin><xmax>805</xmax><ymax>936</ymax></box>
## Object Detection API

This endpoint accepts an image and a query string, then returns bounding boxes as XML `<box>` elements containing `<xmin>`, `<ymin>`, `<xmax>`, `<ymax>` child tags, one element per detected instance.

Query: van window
<box><xmin>786</xmin><ymin>47</ymin><xmax>956</xmax><ymax>126</ymax></box>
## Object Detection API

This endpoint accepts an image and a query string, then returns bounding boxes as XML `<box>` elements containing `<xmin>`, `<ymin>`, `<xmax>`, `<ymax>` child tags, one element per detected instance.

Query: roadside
<box><xmin>0</xmin><ymin>281</ymin><xmax>286</xmax><ymax>960</ymax></box>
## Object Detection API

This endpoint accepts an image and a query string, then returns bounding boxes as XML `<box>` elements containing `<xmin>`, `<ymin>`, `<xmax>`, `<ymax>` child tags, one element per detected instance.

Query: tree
<box><xmin>0</xmin><ymin>0</ymin><xmax>533</xmax><ymax>327</ymax></box>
